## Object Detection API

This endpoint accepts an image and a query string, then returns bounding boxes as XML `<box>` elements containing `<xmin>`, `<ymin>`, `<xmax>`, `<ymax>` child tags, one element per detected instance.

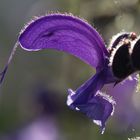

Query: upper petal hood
<box><xmin>19</xmin><ymin>14</ymin><xmax>108</xmax><ymax>70</ymax></box>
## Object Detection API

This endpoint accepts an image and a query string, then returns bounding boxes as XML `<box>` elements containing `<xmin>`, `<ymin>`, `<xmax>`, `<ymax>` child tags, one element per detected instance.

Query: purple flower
<box><xmin>0</xmin><ymin>14</ymin><xmax>139</xmax><ymax>133</ymax></box>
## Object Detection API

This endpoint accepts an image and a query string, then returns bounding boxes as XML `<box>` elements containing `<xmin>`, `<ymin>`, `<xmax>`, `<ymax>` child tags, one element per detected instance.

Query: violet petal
<box><xmin>67</xmin><ymin>69</ymin><xmax>115</xmax><ymax>133</ymax></box>
<box><xmin>19</xmin><ymin>14</ymin><xmax>108</xmax><ymax>70</ymax></box>
<box><xmin>67</xmin><ymin>68</ymin><xmax>114</xmax><ymax>106</ymax></box>
<box><xmin>67</xmin><ymin>70</ymin><xmax>106</xmax><ymax>107</ymax></box>
<box><xmin>77</xmin><ymin>92</ymin><xmax>115</xmax><ymax>134</ymax></box>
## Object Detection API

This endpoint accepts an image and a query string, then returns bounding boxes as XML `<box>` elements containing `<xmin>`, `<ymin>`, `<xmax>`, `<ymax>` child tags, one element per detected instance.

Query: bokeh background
<box><xmin>0</xmin><ymin>0</ymin><xmax>140</xmax><ymax>140</ymax></box>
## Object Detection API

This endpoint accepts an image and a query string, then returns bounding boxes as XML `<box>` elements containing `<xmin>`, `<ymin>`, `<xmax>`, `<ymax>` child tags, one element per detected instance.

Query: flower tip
<box><xmin>0</xmin><ymin>65</ymin><xmax>8</xmax><ymax>85</ymax></box>
<box><xmin>93</xmin><ymin>120</ymin><xmax>105</xmax><ymax>134</ymax></box>
<box><xmin>101</xmin><ymin>127</ymin><xmax>105</xmax><ymax>134</ymax></box>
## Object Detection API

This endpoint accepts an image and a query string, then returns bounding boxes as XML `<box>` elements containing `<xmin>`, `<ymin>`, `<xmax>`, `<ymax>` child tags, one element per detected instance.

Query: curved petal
<box><xmin>67</xmin><ymin>70</ymin><xmax>106</xmax><ymax>107</ymax></box>
<box><xmin>67</xmin><ymin>69</ymin><xmax>115</xmax><ymax>133</ymax></box>
<box><xmin>19</xmin><ymin>14</ymin><xmax>108</xmax><ymax>70</ymax></box>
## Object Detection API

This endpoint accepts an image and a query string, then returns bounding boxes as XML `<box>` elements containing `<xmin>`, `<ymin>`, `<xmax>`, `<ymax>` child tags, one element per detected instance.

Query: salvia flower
<box><xmin>0</xmin><ymin>14</ymin><xmax>140</xmax><ymax>134</ymax></box>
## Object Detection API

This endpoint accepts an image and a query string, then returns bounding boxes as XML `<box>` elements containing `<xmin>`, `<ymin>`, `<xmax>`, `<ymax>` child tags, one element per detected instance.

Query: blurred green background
<box><xmin>0</xmin><ymin>0</ymin><xmax>140</xmax><ymax>140</ymax></box>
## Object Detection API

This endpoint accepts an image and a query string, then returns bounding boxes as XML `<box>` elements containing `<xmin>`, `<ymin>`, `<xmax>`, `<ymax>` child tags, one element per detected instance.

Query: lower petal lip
<box><xmin>66</xmin><ymin>69</ymin><xmax>116</xmax><ymax>133</ymax></box>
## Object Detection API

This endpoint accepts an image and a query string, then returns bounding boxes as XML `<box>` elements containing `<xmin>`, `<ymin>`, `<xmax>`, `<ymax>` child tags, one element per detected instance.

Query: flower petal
<box><xmin>67</xmin><ymin>70</ymin><xmax>106</xmax><ymax>107</ymax></box>
<box><xmin>67</xmin><ymin>68</ymin><xmax>115</xmax><ymax>106</ymax></box>
<box><xmin>78</xmin><ymin>92</ymin><xmax>115</xmax><ymax>134</ymax></box>
<box><xmin>19</xmin><ymin>14</ymin><xmax>108</xmax><ymax>70</ymax></box>
<box><xmin>67</xmin><ymin>69</ymin><xmax>115</xmax><ymax>133</ymax></box>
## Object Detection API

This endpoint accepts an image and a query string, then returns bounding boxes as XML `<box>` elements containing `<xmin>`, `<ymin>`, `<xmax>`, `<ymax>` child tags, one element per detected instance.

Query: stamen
<box><xmin>0</xmin><ymin>42</ymin><xmax>18</xmax><ymax>85</ymax></box>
